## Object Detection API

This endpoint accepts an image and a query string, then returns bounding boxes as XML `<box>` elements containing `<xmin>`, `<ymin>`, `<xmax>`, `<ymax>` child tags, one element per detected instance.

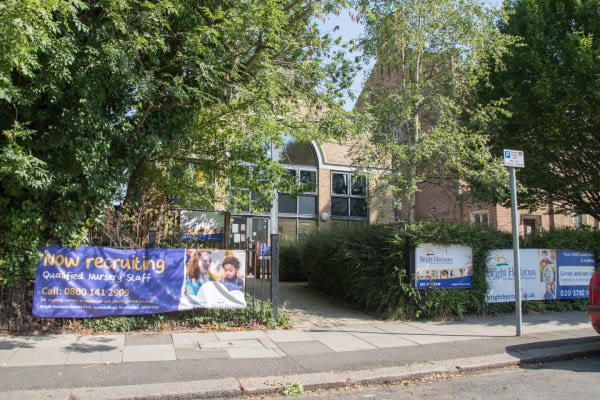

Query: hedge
<box><xmin>280</xmin><ymin>221</ymin><xmax>599</xmax><ymax>320</ymax></box>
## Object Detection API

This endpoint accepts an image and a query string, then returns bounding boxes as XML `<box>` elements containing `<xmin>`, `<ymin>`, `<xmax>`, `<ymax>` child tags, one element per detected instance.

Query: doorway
<box><xmin>229</xmin><ymin>216</ymin><xmax>270</xmax><ymax>277</ymax></box>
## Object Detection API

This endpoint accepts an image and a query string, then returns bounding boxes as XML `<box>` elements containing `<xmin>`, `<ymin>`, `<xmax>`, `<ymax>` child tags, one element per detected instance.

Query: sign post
<box><xmin>504</xmin><ymin>149</ymin><xmax>525</xmax><ymax>336</ymax></box>
<box><xmin>270</xmin><ymin>142</ymin><xmax>279</xmax><ymax>323</ymax></box>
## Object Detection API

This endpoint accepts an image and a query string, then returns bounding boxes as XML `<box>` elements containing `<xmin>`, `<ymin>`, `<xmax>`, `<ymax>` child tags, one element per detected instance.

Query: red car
<box><xmin>589</xmin><ymin>268</ymin><xmax>600</xmax><ymax>334</ymax></box>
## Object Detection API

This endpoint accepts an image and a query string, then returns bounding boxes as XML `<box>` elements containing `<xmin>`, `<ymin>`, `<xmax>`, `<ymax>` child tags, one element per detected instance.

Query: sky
<box><xmin>319</xmin><ymin>0</ymin><xmax>504</xmax><ymax>110</ymax></box>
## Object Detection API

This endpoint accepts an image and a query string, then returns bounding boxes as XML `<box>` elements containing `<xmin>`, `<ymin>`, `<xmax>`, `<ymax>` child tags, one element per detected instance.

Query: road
<box><xmin>228</xmin><ymin>356</ymin><xmax>599</xmax><ymax>400</ymax></box>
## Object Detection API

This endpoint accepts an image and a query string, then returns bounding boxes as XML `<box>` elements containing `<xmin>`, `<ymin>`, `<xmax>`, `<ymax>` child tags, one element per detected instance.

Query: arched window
<box><xmin>277</xmin><ymin>137</ymin><xmax>318</xmax><ymax>240</ymax></box>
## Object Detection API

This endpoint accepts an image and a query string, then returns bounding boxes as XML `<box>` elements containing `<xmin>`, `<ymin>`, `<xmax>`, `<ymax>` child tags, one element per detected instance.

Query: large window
<box><xmin>278</xmin><ymin>166</ymin><xmax>318</xmax><ymax>239</ymax></box>
<box><xmin>230</xmin><ymin>138</ymin><xmax>319</xmax><ymax>240</ymax></box>
<box><xmin>330</xmin><ymin>172</ymin><xmax>368</xmax><ymax>225</ymax></box>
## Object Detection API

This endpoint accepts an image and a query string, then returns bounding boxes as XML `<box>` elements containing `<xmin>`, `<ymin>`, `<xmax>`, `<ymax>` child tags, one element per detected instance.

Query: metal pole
<box><xmin>270</xmin><ymin>143</ymin><xmax>279</xmax><ymax>323</ymax></box>
<box><xmin>510</xmin><ymin>167</ymin><xmax>523</xmax><ymax>336</ymax></box>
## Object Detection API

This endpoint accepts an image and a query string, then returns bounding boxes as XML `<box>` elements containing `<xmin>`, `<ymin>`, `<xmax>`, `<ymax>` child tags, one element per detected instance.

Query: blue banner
<box><xmin>555</xmin><ymin>250</ymin><xmax>595</xmax><ymax>299</ymax></box>
<box><xmin>33</xmin><ymin>246</ymin><xmax>246</xmax><ymax>318</ymax></box>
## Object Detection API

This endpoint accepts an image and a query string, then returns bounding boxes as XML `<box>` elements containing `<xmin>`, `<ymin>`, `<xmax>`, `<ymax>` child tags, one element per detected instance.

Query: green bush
<box><xmin>292</xmin><ymin>220</ymin><xmax>598</xmax><ymax>320</ymax></box>
<box><xmin>279</xmin><ymin>239</ymin><xmax>307</xmax><ymax>282</ymax></box>
<box><xmin>80</xmin><ymin>296</ymin><xmax>288</xmax><ymax>332</ymax></box>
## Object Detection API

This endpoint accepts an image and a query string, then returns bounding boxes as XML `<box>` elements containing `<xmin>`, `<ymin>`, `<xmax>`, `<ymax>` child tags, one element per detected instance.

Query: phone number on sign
<box><xmin>42</xmin><ymin>287</ymin><xmax>130</xmax><ymax>297</ymax></box>
<box><xmin>559</xmin><ymin>288</ymin><xmax>588</xmax><ymax>297</ymax></box>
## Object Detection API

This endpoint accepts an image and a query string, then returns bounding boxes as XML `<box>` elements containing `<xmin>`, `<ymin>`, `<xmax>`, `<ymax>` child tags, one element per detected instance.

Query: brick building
<box><xmin>226</xmin><ymin>137</ymin><xmax>395</xmax><ymax>246</ymax></box>
<box><xmin>356</xmin><ymin>61</ymin><xmax>599</xmax><ymax>235</ymax></box>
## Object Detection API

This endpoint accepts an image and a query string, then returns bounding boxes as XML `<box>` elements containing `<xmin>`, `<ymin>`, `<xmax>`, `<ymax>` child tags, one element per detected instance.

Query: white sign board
<box><xmin>415</xmin><ymin>244</ymin><xmax>473</xmax><ymax>289</ymax></box>
<box><xmin>486</xmin><ymin>249</ymin><xmax>595</xmax><ymax>303</ymax></box>
<box><xmin>503</xmin><ymin>149</ymin><xmax>525</xmax><ymax>168</ymax></box>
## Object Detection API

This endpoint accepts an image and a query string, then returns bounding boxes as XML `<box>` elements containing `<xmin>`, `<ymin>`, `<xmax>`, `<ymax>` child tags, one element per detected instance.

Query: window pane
<box><xmin>351</xmin><ymin>175</ymin><xmax>366</xmax><ymax>196</ymax></box>
<box><xmin>279</xmin><ymin>194</ymin><xmax>297</xmax><ymax>214</ymax></box>
<box><xmin>300</xmin><ymin>170</ymin><xmax>317</xmax><ymax>192</ymax></box>
<box><xmin>279</xmin><ymin>138</ymin><xmax>316</xmax><ymax>166</ymax></box>
<box><xmin>482</xmin><ymin>213</ymin><xmax>488</xmax><ymax>225</ymax></box>
<box><xmin>298</xmin><ymin>195</ymin><xmax>317</xmax><ymax>215</ymax></box>
<box><xmin>332</xmin><ymin>173</ymin><xmax>348</xmax><ymax>195</ymax></box>
<box><xmin>251</xmin><ymin>192</ymin><xmax>270</xmax><ymax>212</ymax></box>
<box><xmin>278</xmin><ymin>218</ymin><xmax>297</xmax><ymax>240</ymax></box>
<box><xmin>298</xmin><ymin>219</ymin><xmax>316</xmax><ymax>237</ymax></box>
<box><xmin>287</xmin><ymin>169</ymin><xmax>297</xmax><ymax>177</ymax></box>
<box><xmin>331</xmin><ymin>197</ymin><xmax>348</xmax><ymax>216</ymax></box>
<box><xmin>475</xmin><ymin>215</ymin><xmax>481</xmax><ymax>224</ymax></box>
<box><xmin>350</xmin><ymin>198</ymin><xmax>367</xmax><ymax>217</ymax></box>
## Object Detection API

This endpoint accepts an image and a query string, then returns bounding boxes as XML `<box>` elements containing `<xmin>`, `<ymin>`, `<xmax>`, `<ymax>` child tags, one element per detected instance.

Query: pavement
<box><xmin>1</xmin><ymin>282</ymin><xmax>599</xmax><ymax>400</ymax></box>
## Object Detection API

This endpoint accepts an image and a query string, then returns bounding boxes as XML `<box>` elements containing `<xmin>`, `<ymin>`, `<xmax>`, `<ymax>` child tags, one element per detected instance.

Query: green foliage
<box><xmin>279</xmin><ymin>239</ymin><xmax>308</xmax><ymax>282</ymax></box>
<box><xmin>352</xmin><ymin>0</ymin><xmax>509</xmax><ymax>222</ymax></box>
<box><xmin>301</xmin><ymin>224</ymin><xmax>408</xmax><ymax>318</ymax></box>
<box><xmin>295</xmin><ymin>220</ymin><xmax>597</xmax><ymax>320</ymax></box>
<box><xmin>471</xmin><ymin>0</ymin><xmax>600</xmax><ymax>220</ymax></box>
<box><xmin>0</xmin><ymin>0</ymin><xmax>358</xmax><ymax>285</ymax></box>
<box><xmin>283</xmin><ymin>382</ymin><xmax>304</xmax><ymax>397</ymax></box>
<box><xmin>81</xmin><ymin>296</ymin><xmax>288</xmax><ymax>332</ymax></box>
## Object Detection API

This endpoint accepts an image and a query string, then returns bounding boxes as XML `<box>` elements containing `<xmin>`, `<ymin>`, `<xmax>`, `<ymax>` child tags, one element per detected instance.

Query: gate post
<box><xmin>271</xmin><ymin>234</ymin><xmax>279</xmax><ymax>323</ymax></box>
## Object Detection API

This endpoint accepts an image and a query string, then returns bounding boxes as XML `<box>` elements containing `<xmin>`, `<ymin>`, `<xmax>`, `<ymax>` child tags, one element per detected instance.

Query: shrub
<box><xmin>292</xmin><ymin>220</ymin><xmax>598</xmax><ymax>320</ymax></box>
<box><xmin>279</xmin><ymin>239</ymin><xmax>307</xmax><ymax>282</ymax></box>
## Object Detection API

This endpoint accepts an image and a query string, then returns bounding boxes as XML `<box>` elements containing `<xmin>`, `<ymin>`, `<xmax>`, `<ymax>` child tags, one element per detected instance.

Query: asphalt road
<box><xmin>228</xmin><ymin>356</ymin><xmax>599</xmax><ymax>400</ymax></box>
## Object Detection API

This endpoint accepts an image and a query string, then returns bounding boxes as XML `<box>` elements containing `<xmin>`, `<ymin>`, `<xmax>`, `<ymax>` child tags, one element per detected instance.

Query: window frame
<box><xmin>330</xmin><ymin>171</ymin><xmax>369</xmax><ymax>222</ymax></box>
<box><xmin>470</xmin><ymin>210</ymin><xmax>489</xmax><ymax>226</ymax></box>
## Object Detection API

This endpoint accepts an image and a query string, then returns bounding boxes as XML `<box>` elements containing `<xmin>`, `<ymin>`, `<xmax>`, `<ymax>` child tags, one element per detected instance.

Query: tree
<box><xmin>352</xmin><ymin>0</ymin><xmax>507</xmax><ymax>223</ymax></box>
<box><xmin>473</xmin><ymin>0</ymin><xmax>600</xmax><ymax>220</ymax></box>
<box><xmin>0</xmin><ymin>0</ymin><xmax>356</xmax><ymax>284</ymax></box>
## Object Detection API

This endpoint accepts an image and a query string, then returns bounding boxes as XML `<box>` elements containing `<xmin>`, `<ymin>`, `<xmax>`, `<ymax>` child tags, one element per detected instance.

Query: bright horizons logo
<box><xmin>494</xmin><ymin>256</ymin><xmax>509</xmax><ymax>268</ymax></box>
<box><xmin>419</xmin><ymin>248</ymin><xmax>452</xmax><ymax>264</ymax></box>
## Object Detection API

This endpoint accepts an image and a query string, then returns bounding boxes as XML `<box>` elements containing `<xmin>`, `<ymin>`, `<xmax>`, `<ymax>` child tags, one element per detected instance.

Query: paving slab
<box><xmin>175</xmin><ymin>347</ymin><xmax>229</xmax><ymax>359</ymax></box>
<box><xmin>64</xmin><ymin>335</ymin><xmax>124</xmax><ymax>365</ymax></box>
<box><xmin>523</xmin><ymin>321</ymin><xmax>590</xmax><ymax>334</ymax></box>
<box><xmin>0</xmin><ymin>337</ymin><xmax>28</xmax><ymax>365</ymax></box>
<box><xmin>306</xmin><ymin>329</ymin><xmax>377</xmax><ymax>352</ymax></box>
<box><xmin>122</xmin><ymin>344</ymin><xmax>176</xmax><ymax>362</ymax></box>
<box><xmin>358</xmin><ymin>332</ymin><xmax>420</xmax><ymax>348</ymax></box>
<box><xmin>172</xmin><ymin>332</ymin><xmax>218</xmax><ymax>347</ymax></box>
<box><xmin>124</xmin><ymin>334</ymin><xmax>173</xmax><ymax>346</ymax></box>
<box><xmin>277</xmin><ymin>341</ymin><xmax>335</xmax><ymax>356</ymax></box>
<box><xmin>266</xmin><ymin>329</ymin><xmax>315</xmax><ymax>343</ymax></box>
<box><xmin>378</xmin><ymin>322</ymin><xmax>457</xmax><ymax>345</ymax></box>
<box><xmin>200</xmin><ymin>339</ymin><xmax>264</xmax><ymax>350</ymax></box>
<box><xmin>409</xmin><ymin>323</ymin><xmax>489</xmax><ymax>342</ymax></box>
<box><xmin>226</xmin><ymin>347</ymin><xmax>281</xmax><ymax>359</ymax></box>
<box><xmin>5</xmin><ymin>335</ymin><xmax>78</xmax><ymax>366</ymax></box>
<box><xmin>445</xmin><ymin>321</ymin><xmax>515</xmax><ymax>337</ymax></box>
<box><xmin>215</xmin><ymin>330</ymin><xmax>267</xmax><ymax>340</ymax></box>
<box><xmin>341</xmin><ymin>324</ymin><xmax>387</xmax><ymax>337</ymax></box>
<box><xmin>71</xmin><ymin>378</ymin><xmax>241</xmax><ymax>400</ymax></box>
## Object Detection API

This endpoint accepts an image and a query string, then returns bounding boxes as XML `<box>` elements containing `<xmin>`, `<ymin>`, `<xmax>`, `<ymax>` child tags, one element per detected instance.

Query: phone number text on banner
<box><xmin>33</xmin><ymin>245</ymin><xmax>247</xmax><ymax>318</ymax></box>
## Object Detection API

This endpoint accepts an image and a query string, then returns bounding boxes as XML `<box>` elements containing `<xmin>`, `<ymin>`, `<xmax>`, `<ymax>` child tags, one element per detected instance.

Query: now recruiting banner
<box><xmin>486</xmin><ymin>249</ymin><xmax>595</xmax><ymax>303</ymax></box>
<box><xmin>415</xmin><ymin>244</ymin><xmax>473</xmax><ymax>289</ymax></box>
<box><xmin>33</xmin><ymin>245</ymin><xmax>246</xmax><ymax>318</ymax></box>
